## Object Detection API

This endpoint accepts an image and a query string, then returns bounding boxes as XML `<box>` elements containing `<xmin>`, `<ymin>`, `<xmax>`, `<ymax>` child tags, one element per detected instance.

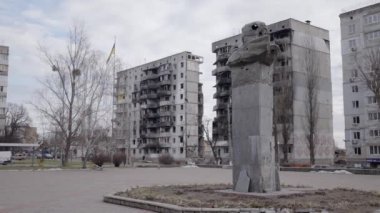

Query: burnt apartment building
<box><xmin>212</xmin><ymin>18</ymin><xmax>334</xmax><ymax>164</ymax></box>
<box><xmin>113</xmin><ymin>52</ymin><xmax>204</xmax><ymax>161</ymax></box>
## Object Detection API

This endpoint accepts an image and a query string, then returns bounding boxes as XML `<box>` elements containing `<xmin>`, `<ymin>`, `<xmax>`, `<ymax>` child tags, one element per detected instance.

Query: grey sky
<box><xmin>1</xmin><ymin>0</ymin><xmax>378</xmax><ymax>148</ymax></box>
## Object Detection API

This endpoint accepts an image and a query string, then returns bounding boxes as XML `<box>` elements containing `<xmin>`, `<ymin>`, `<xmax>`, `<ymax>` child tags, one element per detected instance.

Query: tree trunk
<box><xmin>63</xmin><ymin>138</ymin><xmax>71</xmax><ymax>167</ymax></box>
<box><xmin>82</xmin><ymin>154</ymin><xmax>88</xmax><ymax>169</ymax></box>
<box><xmin>309</xmin><ymin>134</ymin><xmax>315</xmax><ymax>165</ymax></box>
<box><xmin>211</xmin><ymin>145</ymin><xmax>219</xmax><ymax>164</ymax></box>
<box><xmin>282</xmin><ymin>142</ymin><xmax>288</xmax><ymax>163</ymax></box>
<box><xmin>282</xmin><ymin>126</ymin><xmax>289</xmax><ymax>164</ymax></box>
<box><xmin>274</xmin><ymin>130</ymin><xmax>279</xmax><ymax>164</ymax></box>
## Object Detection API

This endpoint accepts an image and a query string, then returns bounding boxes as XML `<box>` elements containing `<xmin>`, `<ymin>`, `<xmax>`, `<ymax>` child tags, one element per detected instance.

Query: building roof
<box><xmin>118</xmin><ymin>51</ymin><xmax>202</xmax><ymax>74</ymax></box>
<box><xmin>340</xmin><ymin>2</ymin><xmax>380</xmax><ymax>17</ymax></box>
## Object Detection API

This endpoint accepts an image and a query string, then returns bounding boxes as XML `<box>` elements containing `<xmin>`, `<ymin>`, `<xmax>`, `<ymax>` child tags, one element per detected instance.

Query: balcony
<box><xmin>146</xmin><ymin>103</ymin><xmax>159</xmax><ymax>109</ymax></box>
<box><xmin>140</xmin><ymin>94</ymin><xmax>158</xmax><ymax>101</ymax></box>
<box><xmin>159</xmin><ymin>111</ymin><xmax>172</xmax><ymax>117</ymax></box>
<box><xmin>216</xmin><ymin>78</ymin><xmax>231</xmax><ymax>85</ymax></box>
<box><xmin>159</xmin><ymin>121</ymin><xmax>173</xmax><ymax>127</ymax></box>
<box><xmin>212</xmin><ymin>66</ymin><xmax>230</xmax><ymax>76</ymax></box>
<box><xmin>216</xmin><ymin>53</ymin><xmax>229</xmax><ymax>61</ymax></box>
<box><xmin>140</xmin><ymin>84</ymin><xmax>149</xmax><ymax>90</ymax></box>
<box><xmin>213</xmin><ymin>90</ymin><xmax>230</xmax><ymax>99</ymax></box>
<box><xmin>219</xmin><ymin>90</ymin><xmax>230</xmax><ymax>97</ymax></box>
<box><xmin>158</xmin><ymin>79</ymin><xmax>172</xmax><ymax>86</ymax></box>
<box><xmin>217</xmin><ymin>114</ymin><xmax>228</xmax><ymax>120</ymax></box>
<box><xmin>145</xmin><ymin>112</ymin><xmax>159</xmax><ymax>118</ymax></box>
<box><xmin>147</xmin><ymin>123</ymin><xmax>159</xmax><ymax>128</ymax></box>
<box><xmin>159</xmin><ymin>100</ymin><xmax>173</xmax><ymax>106</ymax></box>
<box><xmin>141</xmin><ymin>73</ymin><xmax>159</xmax><ymax>81</ymax></box>
<box><xmin>158</xmin><ymin>142</ymin><xmax>172</xmax><ymax>148</ymax></box>
<box><xmin>213</xmin><ymin>102</ymin><xmax>228</xmax><ymax>111</ymax></box>
<box><xmin>141</xmin><ymin>132</ymin><xmax>159</xmax><ymax>138</ymax></box>
<box><xmin>157</xmin><ymin>89</ymin><xmax>171</xmax><ymax>96</ymax></box>
<box><xmin>159</xmin><ymin>69</ymin><xmax>172</xmax><ymax>76</ymax></box>
<box><xmin>140</xmin><ymin>94</ymin><xmax>148</xmax><ymax>100</ymax></box>
<box><xmin>147</xmin><ymin>82</ymin><xmax>159</xmax><ymax>89</ymax></box>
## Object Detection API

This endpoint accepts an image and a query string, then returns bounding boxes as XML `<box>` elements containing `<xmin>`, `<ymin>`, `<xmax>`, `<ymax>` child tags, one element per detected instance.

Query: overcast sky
<box><xmin>1</xmin><ymin>0</ymin><xmax>379</xmax><ymax>148</ymax></box>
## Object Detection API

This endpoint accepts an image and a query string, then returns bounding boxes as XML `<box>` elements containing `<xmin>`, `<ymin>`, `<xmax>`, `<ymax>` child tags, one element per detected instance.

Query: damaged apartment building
<box><xmin>212</xmin><ymin>18</ymin><xmax>334</xmax><ymax>164</ymax></box>
<box><xmin>0</xmin><ymin>46</ymin><xmax>8</xmax><ymax>137</ymax></box>
<box><xmin>340</xmin><ymin>3</ymin><xmax>380</xmax><ymax>168</ymax></box>
<box><xmin>113</xmin><ymin>52</ymin><xmax>204</xmax><ymax>161</ymax></box>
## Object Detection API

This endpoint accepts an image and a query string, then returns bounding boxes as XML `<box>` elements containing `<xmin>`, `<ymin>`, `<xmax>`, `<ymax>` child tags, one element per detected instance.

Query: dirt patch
<box><xmin>115</xmin><ymin>184</ymin><xmax>380</xmax><ymax>212</ymax></box>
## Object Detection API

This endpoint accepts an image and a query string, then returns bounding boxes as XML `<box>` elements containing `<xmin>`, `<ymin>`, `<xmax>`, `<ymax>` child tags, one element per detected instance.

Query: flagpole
<box><xmin>111</xmin><ymin>37</ymin><xmax>116</xmax><ymax>161</ymax></box>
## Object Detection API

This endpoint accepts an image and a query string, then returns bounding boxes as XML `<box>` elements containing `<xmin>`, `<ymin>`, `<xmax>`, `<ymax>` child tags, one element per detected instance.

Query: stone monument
<box><xmin>227</xmin><ymin>22</ymin><xmax>280</xmax><ymax>193</ymax></box>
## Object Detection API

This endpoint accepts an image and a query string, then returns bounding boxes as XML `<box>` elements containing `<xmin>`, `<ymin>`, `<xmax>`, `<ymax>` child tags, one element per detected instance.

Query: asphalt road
<box><xmin>0</xmin><ymin>167</ymin><xmax>379</xmax><ymax>213</ymax></box>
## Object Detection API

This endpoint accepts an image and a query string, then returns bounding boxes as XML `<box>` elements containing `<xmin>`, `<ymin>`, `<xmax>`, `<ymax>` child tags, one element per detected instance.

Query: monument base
<box><xmin>233</xmin><ymin>135</ymin><xmax>279</xmax><ymax>193</ymax></box>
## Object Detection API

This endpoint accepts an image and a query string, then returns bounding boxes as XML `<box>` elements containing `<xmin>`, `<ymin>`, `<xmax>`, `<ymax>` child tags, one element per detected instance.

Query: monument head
<box><xmin>241</xmin><ymin>21</ymin><xmax>268</xmax><ymax>42</ymax></box>
<box><xmin>227</xmin><ymin>21</ymin><xmax>279</xmax><ymax>67</ymax></box>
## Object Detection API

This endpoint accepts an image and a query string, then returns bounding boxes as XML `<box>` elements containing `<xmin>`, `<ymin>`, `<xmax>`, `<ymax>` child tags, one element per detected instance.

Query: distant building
<box><xmin>340</xmin><ymin>3</ymin><xmax>380</xmax><ymax>168</ymax></box>
<box><xmin>19</xmin><ymin>126</ymin><xmax>38</xmax><ymax>144</ymax></box>
<box><xmin>113</xmin><ymin>51</ymin><xmax>204</xmax><ymax>161</ymax></box>
<box><xmin>2</xmin><ymin>125</ymin><xmax>38</xmax><ymax>144</ymax></box>
<box><xmin>212</xmin><ymin>18</ymin><xmax>334</xmax><ymax>164</ymax></box>
<box><xmin>0</xmin><ymin>46</ymin><xmax>8</xmax><ymax>137</ymax></box>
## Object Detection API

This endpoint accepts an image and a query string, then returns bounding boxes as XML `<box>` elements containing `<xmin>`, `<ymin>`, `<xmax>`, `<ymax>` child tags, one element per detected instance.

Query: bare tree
<box><xmin>79</xmin><ymin>54</ymin><xmax>113</xmax><ymax>168</ymax></box>
<box><xmin>273</xmin><ymin>38</ymin><xmax>293</xmax><ymax>164</ymax></box>
<box><xmin>304</xmin><ymin>39</ymin><xmax>320</xmax><ymax>166</ymax></box>
<box><xmin>1</xmin><ymin>103</ymin><xmax>31</xmax><ymax>143</ymax></box>
<box><xmin>33</xmin><ymin>24</ymin><xmax>108</xmax><ymax>166</ymax></box>
<box><xmin>202</xmin><ymin>118</ymin><xmax>220</xmax><ymax>164</ymax></box>
<box><xmin>354</xmin><ymin>48</ymin><xmax>380</xmax><ymax>109</ymax></box>
<box><xmin>274</xmin><ymin>82</ymin><xmax>293</xmax><ymax>164</ymax></box>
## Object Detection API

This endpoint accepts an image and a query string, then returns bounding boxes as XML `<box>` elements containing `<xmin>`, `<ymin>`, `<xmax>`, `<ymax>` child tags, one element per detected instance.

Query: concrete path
<box><xmin>0</xmin><ymin>167</ymin><xmax>379</xmax><ymax>213</ymax></box>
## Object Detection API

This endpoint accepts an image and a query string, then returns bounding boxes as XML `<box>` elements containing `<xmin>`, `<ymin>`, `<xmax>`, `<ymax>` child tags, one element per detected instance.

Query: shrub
<box><xmin>91</xmin><ymin>152</ymin><xmax>108</xmax><ymax>167</ymax></box>
<box><xmin>113</xmin><ymin>152</ymin><xmax>126</xmax><ymax>167</ymax></box>
<box><xmin>158</xmin><ymin>154</ymin><xmax>174</xmax><ymax>165</ymax></box>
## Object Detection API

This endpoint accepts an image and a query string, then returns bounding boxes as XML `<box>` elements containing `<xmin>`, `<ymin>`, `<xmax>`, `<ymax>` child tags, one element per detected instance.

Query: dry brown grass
<box><xmin>116</xmin><ymin>184</ymin><xmax>380</xmax><ymax>212</ymax></box>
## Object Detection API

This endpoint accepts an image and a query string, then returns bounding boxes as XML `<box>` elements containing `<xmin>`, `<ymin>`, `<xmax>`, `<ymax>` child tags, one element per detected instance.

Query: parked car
<box><xmin>12</xmin><ymin>153</ymin><xmax>27</xmax><ymax>160</ymax></box>
<box><xmin>0</xmin><ymin>151</ymin><xmax>12</xmax><ymax>165</ymax></box>
<box><xmin>44</xmin><ymin>153</ymin><xmax>53</xmax><ymax>159</ymax></box>
<box><xmin>36</xmin><ymin>153</ymin><xmax>53</xmax><ymax>159</ymax></box>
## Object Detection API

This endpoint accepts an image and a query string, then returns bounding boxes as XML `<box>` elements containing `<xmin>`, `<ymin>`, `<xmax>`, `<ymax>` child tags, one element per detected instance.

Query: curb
<box><xmin>103</xmin><ymin>194</ymin><xmax>318</xmax><ymax>213</ymax></box>
<box><xmin>280</xmin><ymin>167</ymin><xmax>380</xmax><ymax>175</ymax></box>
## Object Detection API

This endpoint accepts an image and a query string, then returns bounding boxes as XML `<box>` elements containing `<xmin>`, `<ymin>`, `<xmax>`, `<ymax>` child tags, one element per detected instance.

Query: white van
<box><xmin>0</xmin><ymin>151</ymin><xmax>12</xmax><ymax>165</ymax></box>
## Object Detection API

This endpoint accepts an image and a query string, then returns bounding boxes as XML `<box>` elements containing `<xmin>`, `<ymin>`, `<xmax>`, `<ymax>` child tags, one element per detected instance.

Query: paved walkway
<box><xmin>0</xmin><ymin>168</ymin><xmax>379</xmax><ymax>213</ymax></box>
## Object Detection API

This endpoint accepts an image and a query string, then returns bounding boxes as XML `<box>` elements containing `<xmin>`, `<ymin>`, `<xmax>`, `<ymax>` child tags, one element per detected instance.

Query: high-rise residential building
<box><xmin>340</xmin><ymin>3</ymin><xmax>380</xmax><ymax>168</ymax></box>
<box><xmin>113</xmin><ymin>51</ymin><xmax>203</xmax><ymax>161</ymax></box>
<box><xmin>212</xmin><ymin>18</ymin><xmax>334</xmax><ymax>164</ymax></box>
<box><xmin>0</xmin><ymin>46</ymin><xmax>8</xmax><ymax>137</ymax></box>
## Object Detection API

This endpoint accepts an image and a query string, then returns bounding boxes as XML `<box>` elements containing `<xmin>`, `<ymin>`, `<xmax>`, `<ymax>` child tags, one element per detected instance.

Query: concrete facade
<box><xmin>212</xmin><ymin>19</ymin><xmax>334</xmax><ymax>165</ymax></box>
<box><xmin>0</xmin><ymin>46</ymin><xmax>8</xmax><ymax>137</ymax></box>
<box><xmin>113</xmin><ymin>52</ymin><xmax>203</xmax><ymax>161</ymax></box>
<box><xmin>340</xmin><ymin>3</ymin><xmax>380</xmax><ymax>168</ymax></box>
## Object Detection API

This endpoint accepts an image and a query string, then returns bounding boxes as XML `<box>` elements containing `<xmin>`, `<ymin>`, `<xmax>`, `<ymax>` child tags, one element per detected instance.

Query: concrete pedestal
<box><xmin>230</xmin><ymin>63</ymin><xmax>279</xmax><ymax>193</ymax></box>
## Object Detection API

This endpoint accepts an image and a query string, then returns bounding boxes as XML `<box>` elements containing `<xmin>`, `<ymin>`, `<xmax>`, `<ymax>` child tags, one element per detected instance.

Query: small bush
<box><xmin>113</xmin><ymin>152</ymin><xmax>126</xmax><ymax>167</ymax></box>
<box><xmin>158</xmin><ymin>154</ymin><xmax>174</xmax><ymax>165</ymax></box>
<box><xmin>91</xmin><ymin>152</ymin><xmax>108</xmax><ymax>167</ymax></box>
